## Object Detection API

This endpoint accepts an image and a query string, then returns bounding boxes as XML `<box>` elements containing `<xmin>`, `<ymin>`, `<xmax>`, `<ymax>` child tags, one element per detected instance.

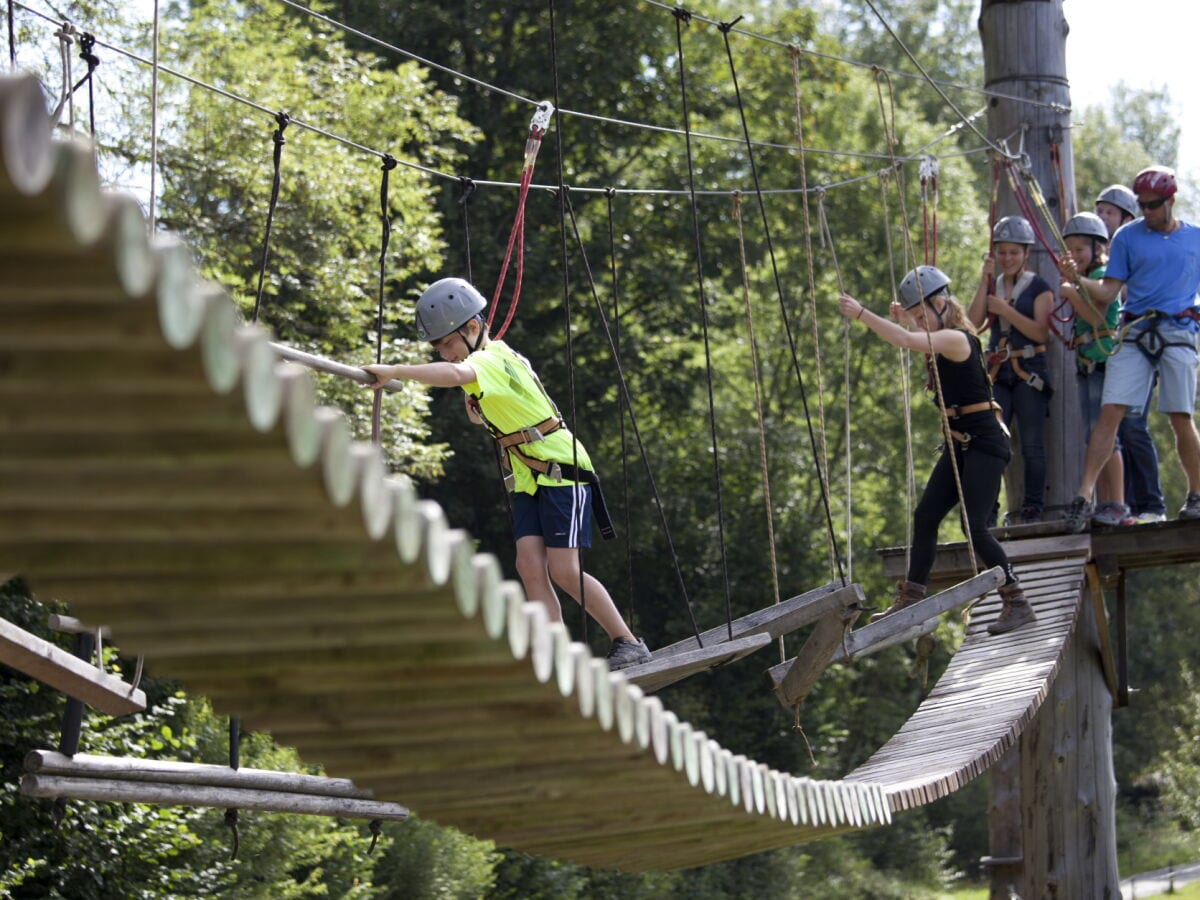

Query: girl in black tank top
<box><xmin>838</xmin><ymin>266</ymin><xmax>1035</xmax><ymax>636</ymax></box>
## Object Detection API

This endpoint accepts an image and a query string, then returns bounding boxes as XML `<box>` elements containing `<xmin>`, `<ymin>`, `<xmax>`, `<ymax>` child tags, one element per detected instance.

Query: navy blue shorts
<box><xmin>512</xmin><ymin>484</ymin><xmax>593</xmax><ymax>548</ymax></box>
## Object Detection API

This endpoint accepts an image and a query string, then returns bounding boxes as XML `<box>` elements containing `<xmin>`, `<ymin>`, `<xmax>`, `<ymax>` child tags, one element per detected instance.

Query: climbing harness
<box><xmin>985</xmin><ymin>270</ymin><xmax>1050</xmax><ymax>393</ymax></box>
<box><xmin>1121</xmin><ymin>308</ymin><xmax>1200</xmax><ymax>363</ymax></box>
<box><xmin>486</xmin><ymin>100</ymin><xmax>554</xmax><ymax>342</ymax></box>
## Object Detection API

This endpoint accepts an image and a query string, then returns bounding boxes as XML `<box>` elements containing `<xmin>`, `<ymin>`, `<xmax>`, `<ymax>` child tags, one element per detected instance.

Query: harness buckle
<box><xmin>547</xmin><ymin>462</ymin><xmax>563</xmax><ymax>481</ymax></box>
<box><xmin>1026</xmin><ymin>372</ymin><xmax>1046</xmax><ymax>392</ymax></box>
<box><xmin>987</xmin><ymin>347</ymin><xmax>1011</xmax><ymax>366</ymax></box>
<box><xmin>503</xmin><ymin>471</ymin><xmax>515</xmax><ymax>493</ymax></box>
<box><xmin>520</xmin><ymin>425</ymin><xmax>547</xmax><ymax>444</ymax></box>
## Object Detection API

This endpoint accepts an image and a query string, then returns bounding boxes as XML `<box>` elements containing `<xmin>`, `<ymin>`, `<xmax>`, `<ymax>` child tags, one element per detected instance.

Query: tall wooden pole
<box><xmin>978</xmin><ymin>2</ymin><xmax>1118</xmax><ymax>896</ymax></box>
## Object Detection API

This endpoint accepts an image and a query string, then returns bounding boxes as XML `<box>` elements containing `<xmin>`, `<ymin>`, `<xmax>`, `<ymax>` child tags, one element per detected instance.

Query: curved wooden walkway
<box><xmin>0</xmin><ymin>73</ymin><xmax>1086</xmax><ymax>871</ymax></box>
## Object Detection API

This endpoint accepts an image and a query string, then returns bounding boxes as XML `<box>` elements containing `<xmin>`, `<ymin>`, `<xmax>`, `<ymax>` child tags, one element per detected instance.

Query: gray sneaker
<box><xmin>1132</xmin><ymin>511</ymin><xmax>1167</xmax><ymax>524</ymax></box>
<box><xmin>1091</xmin><ymin>501</ymin><xmax>1132</xmax><ymax>527</ymax></box>
<box><xmin>1180</xmin><ymin>493</ymin><xmax>1200</xmax><ymax>520</ymax></box>
<box><xmin>607</xmin><ymin>637</ymin><xmax>652</xmax><ymax>671</ymax></box>
<box><xmin>1064</xmin><ymin>496</ymin><xmax>1092</xmax><ymax>534</ymax></box>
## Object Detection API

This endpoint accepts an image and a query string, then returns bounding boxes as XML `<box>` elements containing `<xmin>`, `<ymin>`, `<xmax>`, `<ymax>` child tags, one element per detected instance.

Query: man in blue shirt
<box><xmin>1062</xmin><ymin>166</ymin><xmax>1200</xmax><ymax>530</ymax></box>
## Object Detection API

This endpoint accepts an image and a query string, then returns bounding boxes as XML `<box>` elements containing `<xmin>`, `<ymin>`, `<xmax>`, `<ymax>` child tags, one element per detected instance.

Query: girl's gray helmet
<box><xmin>414</xmin><ymin>277</ymin><xmax>487</xmax><ymax>341</ymax></box>
<box><xmin>898</xmin><ymin>265</ymin><xmax>952</xmax><ymax>310</ymax></box>
<box><xmin>992</xmin><ymin>215</ymin><xmax>1036</xmax><ymax>245</ymax></box>
<box><xmin>1063</xmin><ymin>211</ymin><xmax>1110</xmax><ymax>243</ymax></box>
<box><xmin>1095</xmin><ymin>184</ymin><xmax>1139</xmax><ymax>220</ymax></box>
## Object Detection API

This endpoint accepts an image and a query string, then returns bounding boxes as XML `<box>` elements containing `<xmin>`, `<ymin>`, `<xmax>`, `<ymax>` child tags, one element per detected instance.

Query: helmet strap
<box><xmin>460</xmin><ymin>315</ymin><xmax>486</xmax><ymax>353</ymax></box>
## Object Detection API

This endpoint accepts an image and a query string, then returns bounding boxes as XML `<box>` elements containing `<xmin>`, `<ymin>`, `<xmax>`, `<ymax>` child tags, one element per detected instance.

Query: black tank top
<box><xmin>929</xmin><ymin>329</ymin><xmax>1010</xmax><ymax>458</ymax></box>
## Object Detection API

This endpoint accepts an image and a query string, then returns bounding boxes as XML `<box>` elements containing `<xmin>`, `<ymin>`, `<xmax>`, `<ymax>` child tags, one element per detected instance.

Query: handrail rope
<box><xmin>250</xmin><ymin>110</ymin><xmax>290</xmax><ymax>325</ymax></box>
<box><xmin>604</xmin><ymin>189</ymin><xmax>638</xmax><ymax>631</ymax></box>
<box><xmin>873</xmin><ymin>67</ymin><xmax>978</xmax><ymax>577</ymax></box>
<box><xmin>720</xmin><ymin>26</ymin><xmax>846</xmax><ymax>587</ymax></box>
<box><xmin>149</xmin><ymin>0</ymin><xmax>160</xmax><ymax>232</ymax></box>
<box><xmin>370</xmin><ymin>153</ymin><xmax>398</xmax><ymax>445</ymax></box>
<box><xmin>563</xmin><ymin>191</ymin><xmax>704</xmax><ymax>646</ymax></box>
<box><xmin>788</xmin><ymin>44</ymin><xmax>838</xmax><ymax>585</ymax></box>
<box><xmin>14</xmin><ymin>1</ymin><xmax>998</xmax><ymax>201</ymax></box>
<box><xmin>546</xmin><ymin>0</ymin><xmax>589</xmax><ymax>642</ymax></box>
<box><xmin>638</xmin><ymin>0</ymin><xmax>1070</xmax><ymax>115</ymax></box>
<box><xmin>274</xmin><ymin>0</ymin><xmax>1018</xmax><ymax>160</ymax></box>
<box><xmin>731</xmin><ymin>192</ymin><xmax>784</xmax><ymax>663</ymax></box>
<box><xmin>815</xmin><ymin>192</ymin><xmax>853</xmax><ymax>583</ymax></box>
<box><xmin>675</xmin><ymin>9</ymin><xmax>735</xmax><ymax>640</ymax></box>
<box><xmin>877</xmin><ymin>170</ymin><xmax>916</xmax><ymax>579</ymax></box>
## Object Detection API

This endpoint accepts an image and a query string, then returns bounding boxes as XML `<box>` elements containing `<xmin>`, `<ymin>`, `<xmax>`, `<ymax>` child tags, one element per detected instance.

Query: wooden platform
<box><xmin>0</xmin><ymin>74</ymin><xmax>891</xmax><ymax>871</ymax></box>
<box><xmin>844</xmin><ymin>550</ymin><xmax>1090</xmax><ymax>810</ymax></box>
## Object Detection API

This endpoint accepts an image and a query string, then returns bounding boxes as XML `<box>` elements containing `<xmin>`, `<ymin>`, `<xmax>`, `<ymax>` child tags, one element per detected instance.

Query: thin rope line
<box><xmin>732</xmin><ymin>193</ymin><xmax>784</xmax><ymax>663</ymax></box>
<box><xmin>720</xmin><ymin>23</ymin><xmax>846</xmax><ymax>586</ymax></box>
<box><xmin>148</xmin><ymin>0</ymin><xmax>159</xmax><ymax>232</ymax></box>
<box><xmin>565</xmin><ymin>192</ymin><xmax>704</xmax><ymax>645</ymax></box>
<box><xmin>251</xmin><ymin>110</ymin><xmax>289</xmax><ymax>325</ymax></box>
<box><xmin>675</xmin><ymin>10</ymin><xmax>735</xmax><ymax>640</ymax></box>
<box><xmin>789</xmin><ymin>45</ymin><xmax>837</xmax><ymax>584</ymax></box>
<box><xmin>7</xmin><ymin>0</ymin><xmax>15</xmax><ymax>66</ymax></box>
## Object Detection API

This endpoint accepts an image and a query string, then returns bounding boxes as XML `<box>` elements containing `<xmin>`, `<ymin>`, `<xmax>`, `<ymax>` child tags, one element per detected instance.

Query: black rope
<box><xmin>7</xmin><ymin>0</ymin><xmax>15</xmax><ymax>67</ymax></box>
<box><xmin>72</xmin><ymin>31</ymin><xmax>98</xmax><ymax>138</ymax></box>
<box><xmin>53</xmin><ymin>630</ymin><xmax>94</xmax><ymax>826</ymax></box>
<box><xmin>371</xmin><ymin>154</ymin><xmax>398</xmax><ymax>445</ymax></box>
<box><xmin>225</xmin><ymin>717</ymin><xmax>240</xmax><ymax>859</ymax></box>
<box><xmin>564</xmin><ymin>191</ymin><xmax>703</xmax><ymax>645</ymax></box>
<box><xmin>605</xmin><ymin>189</ymin><xmax>637</xmax><ymax>632</ymax></box>
<box><xmin>718</xmin><ymin>22</ymin><xmax>846</xmax><ymax>584</ymax></box>
<box><xmin>547</xmin><ymin>0</ymin><xmax>589</xmax><ymax>643</ymax></box>
<box><xmin>674</xmin><ymin>8</ymin><xmax>735</xmax><ymax>641</ymax></box>
<box><xmin>367</xmin><ymin>819</ymin><xmax>382</xmax><ymax>854</ymax></box>
<box><xmin>457</xmin><ymin>176</ymin><xmax>476</xmax><ymax>284</ymax></box>
<box><xmin>251</xmin><ymin>110</ymin><xmax>290</xmax><ymax>324</ymax></box>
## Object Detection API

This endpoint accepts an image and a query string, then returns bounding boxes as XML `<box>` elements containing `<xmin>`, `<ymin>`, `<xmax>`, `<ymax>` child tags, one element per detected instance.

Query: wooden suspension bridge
<box><xmin>0</xmin><ymin>67</ymin><xmax>1197</xmax><ymax>884</ymax></box>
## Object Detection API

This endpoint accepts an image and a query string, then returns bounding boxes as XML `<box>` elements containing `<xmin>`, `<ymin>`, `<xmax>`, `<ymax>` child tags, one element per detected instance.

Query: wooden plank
<box><xmin>624</xmin><ymin>633</ymin><xmax>772</xmax><ymax>694</ymax></box>
<box><xmin>0</xmin><ymin>615</ymin><xmax>145</xmax><ymax>715</ymax></box>
<box><xmin>772</xmin><ymin>604</ymin><xmax>861</xmax><ymax>709</ymax></box>
<box><xmin>767</xmin><ymin>568</ymin><xmax>1003</xmax><ymax>682</ymax></box>
<box><xmin>654</xmin><ymin>582</ymin><xmax>859</xmax><ymax>659</ymax></box>
<box><xmin>879</xmin><ymin>533</ymin><xmax>1092</xmax><ymax>579</ymax></box>
<box><xmin>21</xmin><ymin>774</ymin><xmax>409</xmax><ymax>821</ymax></box>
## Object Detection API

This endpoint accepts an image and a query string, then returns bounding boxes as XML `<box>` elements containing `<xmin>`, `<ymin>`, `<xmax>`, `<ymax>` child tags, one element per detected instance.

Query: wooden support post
<box><xmin>769</xmin><ymin>594</ymin><xmax>862</xmax><ymax>710</ymax></box>
<box><xmin>0</xmin><ymin>615</ymin><xmax>145</xmax><ymax>715</ymax></box>
<box><xmin>1085</xmin><ymin>563</ymin><xmax>1119</xmax><ymax>703</ymax></box>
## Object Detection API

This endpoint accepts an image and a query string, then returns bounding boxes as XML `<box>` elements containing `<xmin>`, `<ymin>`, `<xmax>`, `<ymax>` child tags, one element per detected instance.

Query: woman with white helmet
<box><xmin>838</xmin><ymin>267</ymin><xmax>1035</xmax><ymax>635</ymax></box>
<box><xmin>1059</xmin><ymin>212</ymin><xmax>1130</xmax><ymax>526</ymax></box>
<box><xmin>968</xmin><ymin>215</ymin><xmax>1054</xmax><ymax>524</ymax></box>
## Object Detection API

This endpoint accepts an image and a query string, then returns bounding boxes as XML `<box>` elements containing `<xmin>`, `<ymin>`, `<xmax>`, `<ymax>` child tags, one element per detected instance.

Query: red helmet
<box><xmin>1133</xmin><ymin>166</ymin><xmax>1177</xmax><ymax>199</ymax></box>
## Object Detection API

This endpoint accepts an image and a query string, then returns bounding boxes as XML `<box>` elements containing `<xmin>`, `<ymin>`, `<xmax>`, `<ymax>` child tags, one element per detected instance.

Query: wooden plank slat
<box><xmin>0</xmin><ymin>615</ymin><xmax>145</xmax><ymax>715</ymax></box>
<box><xmin>624</xmin><ymin>633</ymin><xmax>772</xmax><ymax>694</ymax></box>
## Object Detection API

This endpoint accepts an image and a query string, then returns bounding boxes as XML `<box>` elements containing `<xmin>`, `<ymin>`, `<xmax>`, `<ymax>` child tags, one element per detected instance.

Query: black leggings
<box><xmin>906</xmin><ymin>442</ymin><xmax>1017</xmax><ymax>587</ymax></box>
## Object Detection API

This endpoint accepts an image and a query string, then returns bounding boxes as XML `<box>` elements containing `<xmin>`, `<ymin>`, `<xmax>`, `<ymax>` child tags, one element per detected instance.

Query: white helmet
<box><xmin>414</xmin><ymin>277</ymin><xmax>487</xmax><ymax>342</ymax></box>
<box><xmin>992</xmin><ymin>216</ymin><xmax>1036</xmax><ymax>245</ymax></box>
<box><xmin>1095</xmin><ymin>184</ymin><xmax>1138</xmax><ymax>220</ymax></box>
<box><xmin>1063</xmin><ymin>212</ymin><xmax>1109</xmax><ymax>243</ymax></box>
<box><xmin>898</xmin><ymin>265</ymin><xmax>951</xmax><ymax>310</ymax></box>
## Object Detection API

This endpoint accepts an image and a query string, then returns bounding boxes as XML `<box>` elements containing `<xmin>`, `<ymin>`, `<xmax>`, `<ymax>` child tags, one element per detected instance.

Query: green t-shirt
<box><xmin>464</xmin><ymin>340</ymin><xmax>593</xmax><ymax>495</ymax></box>
<box><xmin>1073</xmin><ymin>263</ymin><xmax>1120</xmax><ymax>365</ymax></box>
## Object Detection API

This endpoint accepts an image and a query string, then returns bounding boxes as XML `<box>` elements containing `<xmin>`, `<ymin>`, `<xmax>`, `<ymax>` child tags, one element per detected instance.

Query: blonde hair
<box><xmin>928</xmin><ymin>291</ymin><xmax>976</xmax><ymax>335</ymax></box>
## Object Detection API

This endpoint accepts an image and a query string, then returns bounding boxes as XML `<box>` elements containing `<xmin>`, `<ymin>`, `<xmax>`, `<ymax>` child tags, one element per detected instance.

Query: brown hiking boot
<box><xmin>987</xmin><ymin>582</ymin><xmax>1036</xmax><ymax>635</ymax></box>
<box><xmin>870</xmin><ymin>580</ymin><xmax>927</xmax><ymax>623</ymax></box>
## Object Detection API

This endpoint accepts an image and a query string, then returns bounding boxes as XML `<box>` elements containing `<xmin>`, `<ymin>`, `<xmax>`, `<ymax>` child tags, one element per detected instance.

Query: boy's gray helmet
<box><xmin>899</xmin><ymin>265</ymin><xmax>952</xmax><ymax>310</ymax></box>
<box><xmin>1095</xmin><ymin>184</ymin><xmax>1139</xmax><ymax>220</ymax></box>
<box><xmin>1063</xmin><ymin>211</ymin><xmax>1110</xmax><ymax>243</ymax></box>
<box><xmin>992</xmin><ymin>215</ymin><xmax>1036</xmax><ymax>245</ymax></box>
<box><xmin>415</xmin><ymin>277</ymin><xmax>487</xmax><ymax>341</ymax></box>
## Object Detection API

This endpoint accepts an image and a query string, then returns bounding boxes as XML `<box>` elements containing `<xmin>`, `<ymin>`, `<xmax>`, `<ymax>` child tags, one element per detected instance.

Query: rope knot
<box><xmin>718</xmin><ymin>15</ymin><xmax>743</xmax><ymax>33</ymax></box>
<box><xmin>672</xmin><ymin>6</ymin><xmax>692</xmax><ymax>24</ymax></box>
<box><xmin>380</xmin><ymin>152</ymin><xmax>397</xmax><ymax>172</ymax></box>
<box><xmin>272</xmin><ymin>110</ymin><xmax>290</xmax><ymax>144</ymax></box>
<box><xmin>457</xmin><ymin>175</ymin><xmax>476</xmax><ymax>204</ymax></box>
<box><xmin>78</xmin><ymin>32</ymin><xmax>99</xmax><ymax>71</ymax></box>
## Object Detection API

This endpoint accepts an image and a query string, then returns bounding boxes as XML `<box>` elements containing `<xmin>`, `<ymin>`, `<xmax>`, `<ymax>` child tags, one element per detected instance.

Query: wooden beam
<box><xmin>624</xmin><ymin>633</ymin><xmax>772</xmax><ymax>694</ymax></box>
<box><xmin>653</xmin><ymin>582</ymin><xmax>860</xmax><ymax>659</ymax></box>
<box><xmin>0</xmin><ymin>616</ymin><xmax>144</xmax><ymax>715</ymax></box>
<box><xmin>25</xmin><ymin>750</ymin><xmax>376</xmax><ymax>799</ymax></box>
<box><xmin>879</xmin><ymin>534</ymin><xmax>1091</xmax><ymax>581</ymax></box>
<box><xmin>21</xmin><ymin>774</ymin><xmax>409</xmax><ymax>821</ymax></box>
<box><xmin>770</xmin><ymin>592</ymin><xmax>863</xmax><ymax>710</ymax></box>
<box><xmin>767</xmin><ymin>567</ymin><xmax>1004</xmax><ymax>684</ymax></box>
